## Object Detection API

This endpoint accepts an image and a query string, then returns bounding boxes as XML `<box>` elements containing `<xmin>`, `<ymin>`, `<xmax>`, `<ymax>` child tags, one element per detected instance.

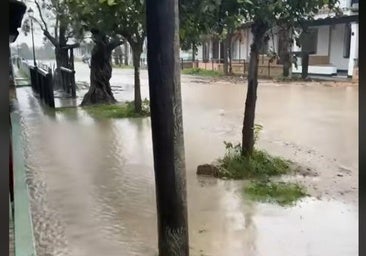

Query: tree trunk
<box><xmin>54</xmin><ymin>47</ymin><xmax>68</xmax><ymax>89</ymax></box>
<box><xmin>301</xmin><ymin>52</ymin><xmax>309</xmax><ymax>79</ymax></box>
<box><xmin>81</xmin><ymin>34</ymin><xmax>116</xmax><ymax>106</ymax></box>
<box><xmin>132</xmin><ymin>47</ymin><xmax>142</xmax><ymax>113</ymax></box>
<box><xmin>124</xmin><ymin>42</ymin><xmax>129</xmax><ymax>65</ymax></box>
<box><xmin>279</xmin><ymin>28</ymin><xmax>291</xmax><ymax>77</ymax></box>
<box><xmin>146</xmin><ymin>0</ymin><xmax>189</xmax><ymax>255</ymax></box>
<box><xmin>223</xmin><ymin>37</ymin><xmax>229</xmax><ymax>75</ymax></box>
<box><xmin>191</xmin><ymin>44</ymin><xmax>195</xmax><ymax>62</ymax></box>
<box><xmin>242</xmin><ymin>22</ymin><xmax>268</xmax><ymax>156</ymax></box>
<box><xmin>228</xmin><ymin>32</ymin><xmax>233</xmax><ymax>74</ymax></box>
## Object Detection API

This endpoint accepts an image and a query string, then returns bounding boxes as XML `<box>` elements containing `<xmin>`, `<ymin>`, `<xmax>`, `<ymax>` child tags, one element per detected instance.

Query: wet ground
<box><xmin>16</xmin><ymin>62</ymin><xmax>358</xmax><ymax>256</ymax></box>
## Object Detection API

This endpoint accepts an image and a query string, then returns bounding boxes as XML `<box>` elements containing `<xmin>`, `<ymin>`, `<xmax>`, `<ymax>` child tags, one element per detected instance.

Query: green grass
<box><xmin>275</xmin><ymin>75</ymin><xmax>311</xmax><ymax>82</ymax></box>
<box><xmin>244</xmin><ymin>180</ymin><xmax>308</xmax><ymax>206</ymax></box>
<box><xmin>182</xmin><ymin>68</ymin><xmax>223</xmax><ymax>77</ymax></box>
<box><xmin>55</xmin><ymin>99</ymin><xmax>150</xmax><ymax>119</ymax></box>
<box><xmin>213</xmin><ymin>141</ymin><xmax>307</xmax><ymax>206</ymax></box>
<box><xmin>83</xmin><ymin>99</ymin><xmax>150</xmax><ymax>119</ymax></box>
<box><xmin>216</xmin><ymin>143</ymin><xmax>291</xmax><ymax>180</ymax></box>
<box><xmin>112</xmin><ymin>64</ymin><xmax>134</xmax><ymax>69</ymax></box>
<box><xmin>16</xmin><ymin>69</ymin><xmax>30</xmax><ymax>79</ymax></box>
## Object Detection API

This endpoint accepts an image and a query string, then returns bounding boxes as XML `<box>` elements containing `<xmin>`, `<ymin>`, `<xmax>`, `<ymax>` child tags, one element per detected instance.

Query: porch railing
<box><xmin>60</xmin><ymin>66</ymin><xmax>76</xmax><ymax>98</ymax></box>
<box><xmin>29</xmin><ymin>66</ymin><xmax>55</xmax><ymax>108</ymax></box>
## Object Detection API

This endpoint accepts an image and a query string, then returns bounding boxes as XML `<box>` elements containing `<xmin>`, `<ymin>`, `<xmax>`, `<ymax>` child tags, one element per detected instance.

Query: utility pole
<box><xmin>146</xmin><ymin>0</ymin><xmax>189</xmax><ymax>255</ymax></box>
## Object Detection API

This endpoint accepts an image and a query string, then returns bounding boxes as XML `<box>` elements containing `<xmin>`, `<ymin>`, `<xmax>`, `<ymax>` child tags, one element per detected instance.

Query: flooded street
<box><xmin>17</xmin><ymin>62</ymin><xmax>358</xmax><ymax>256</ymax></box>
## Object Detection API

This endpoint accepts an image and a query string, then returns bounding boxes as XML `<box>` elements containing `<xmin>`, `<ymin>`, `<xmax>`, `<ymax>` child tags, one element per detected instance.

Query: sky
<box><xmin>11</xmin><ymin>1</ymin><xmax>50</xmax><ymax>48</ymax></box>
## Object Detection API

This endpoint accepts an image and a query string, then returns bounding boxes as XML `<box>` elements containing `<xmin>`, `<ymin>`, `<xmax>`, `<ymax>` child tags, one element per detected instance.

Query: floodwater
<box><xmin>16</xmin><ymin>63</ymin><xmax>358</xmax><ymax>256</ymax></box>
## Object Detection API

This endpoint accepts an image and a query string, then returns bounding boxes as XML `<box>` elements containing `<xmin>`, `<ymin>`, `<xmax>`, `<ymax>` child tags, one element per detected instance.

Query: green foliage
<box><xmin>182</xmin><ymin>68</ymin><xmax>223</xmax><ymax>77</ymax></box>
<box><xmin>22</xmin><ymin>0</ymin><xmax>76</xmax><ymax>46</ymax></box>
<box><xmin>218</xmin><ymin>124</ymin><xmax>291</xmax><ymax>179</ymax></box>
<box><xmin>217</xmin><ymin>143</ymin><xmax>290</xmax><ymax>179</ymax></box>
<box><xmin>253</xmin><ymin>123</ymin><xmax>263</xmax><ymax>144</ymax></box>
<box><xmin>67</xmin><ymin>0</ymin><xmax>145</xmax><ymax>49</ymax></box>
<box><xmin>244</xmin><ymin>180</ymin><xmax>308</xmax><ymax>206</ymax></box>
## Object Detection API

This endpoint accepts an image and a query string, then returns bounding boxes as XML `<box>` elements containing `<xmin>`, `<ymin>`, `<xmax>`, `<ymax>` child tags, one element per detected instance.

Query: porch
<box><xmin>293</xmin><ymin>15</ymin><xmax>358</xmax><ymax>77</ymax></box>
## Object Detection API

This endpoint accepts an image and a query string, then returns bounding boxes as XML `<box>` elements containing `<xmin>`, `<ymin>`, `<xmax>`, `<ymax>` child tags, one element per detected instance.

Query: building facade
<box><xmin>195</xmin><ymin>0</ymin><xmax>358</xmax><ymax>78</ymax></box>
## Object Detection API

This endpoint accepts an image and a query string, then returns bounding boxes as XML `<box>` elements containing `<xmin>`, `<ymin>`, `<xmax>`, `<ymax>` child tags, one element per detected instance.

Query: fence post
<box><xmin>71</xmin><ymin>70</ymin><xmax>76</xmax><ymax>98</ymax></box>
<box><xmin>47</xmin><ymin>71</ymin><xmax>55</xmax><ymax>108</ymax></box>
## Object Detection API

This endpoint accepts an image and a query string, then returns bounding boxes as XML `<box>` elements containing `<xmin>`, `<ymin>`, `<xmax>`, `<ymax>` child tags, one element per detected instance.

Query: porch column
<box><xmin>348</xmin><ymin>23</ymin><xmax>358</xmax><ymax>77</ymax></box>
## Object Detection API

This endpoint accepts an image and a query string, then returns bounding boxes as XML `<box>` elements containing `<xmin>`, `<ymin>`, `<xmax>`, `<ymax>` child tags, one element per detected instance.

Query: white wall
<box><xmin>316</xmin><ymin>26</ymin><xmax>330</xmax><ymax>55</ymax></box>
<box><xmin>329</xmin><ymin>24</ymin><xmax>350</xmax><ymax>70</ymax></box>
<box><xmin>338</xmin><ymin>0</ymin><xmax>351</xmax><ymax>9</ymax></box>
<box><xmin>348</xmin><ymin>23</ymin><xmax>358</xmax><ymax>76</ymax></box>
<box><xmin>196</xmin><ymin>45</ymin><xmax>203</xmax><ymax>61</ymax></box>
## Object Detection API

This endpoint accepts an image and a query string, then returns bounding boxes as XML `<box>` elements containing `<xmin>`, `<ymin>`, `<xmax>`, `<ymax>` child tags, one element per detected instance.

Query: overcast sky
<box><xmin>11</xmin><ymin>1</ymin><xmax>50</xmax><ymax>48</ymax></box>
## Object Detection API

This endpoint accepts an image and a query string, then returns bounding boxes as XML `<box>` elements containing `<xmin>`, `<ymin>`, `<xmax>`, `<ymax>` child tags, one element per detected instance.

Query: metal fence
<box><xmin>60</xmin><ymin>67</ymin><xmax>76</xmax><ymax>98</ymax></box>
<box><xmin>29</xmin><ymin>66</ymin><xmax>55</xmax><ymax>108</ymax></box>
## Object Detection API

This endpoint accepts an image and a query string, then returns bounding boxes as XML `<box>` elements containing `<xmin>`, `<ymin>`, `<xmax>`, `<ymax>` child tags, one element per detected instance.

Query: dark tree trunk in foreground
<box><xmin>146</xmin><ymin>0</ymin><xmax>189</xmax><ymax>255</ymax></box>
<box><xmin>242</xmin><ymin>22</ymin><xmax>268</xmax><ymax>156</ymax></box>
<box><xmin>81</xmin><ymin>31</ymin><xmax>118</xmax><ymax>106</ymax></box>
<box><xmin>132</xmin><ymin>47</ymin><xmax>142</xmax><ymax>113</ymax></box>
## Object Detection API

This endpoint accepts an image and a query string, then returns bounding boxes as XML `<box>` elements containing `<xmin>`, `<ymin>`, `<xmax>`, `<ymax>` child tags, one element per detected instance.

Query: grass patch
<box><xmin>112</xmin><ymin>64</ymin><xmax>134</xmax><ymax>69</ymax></box>
<box><xmin>274</xmin><ymin>75</ymin><xmax>312</xmax><ymax>82</ymax></box>
<box><xmin>55</xmin><ymin>99</ymin><xmax>150</xmax><ymax>119</ymax></box>
<box><xmin>82</xmin><ymin>99</ymin><xmax>150</xmax><ymax>119</ymax></box>
<box><xmin>182</xmin><ymin>68</ymin><xmax>223</xmax><ymax>77</ymax></box>
<box><xmin>216</xmin><ymin>142</ymin><xmax>290</xmax><ymax>180</ymax></box>
<box><xmin>16</xmin><ymin>69</ymin><xmax>30</xmax><ymax>79</ymax></box>
<box><xmin>244</xmin><ymin>180</ymin><xmax>308</xmax><ymax>206</ymax></box>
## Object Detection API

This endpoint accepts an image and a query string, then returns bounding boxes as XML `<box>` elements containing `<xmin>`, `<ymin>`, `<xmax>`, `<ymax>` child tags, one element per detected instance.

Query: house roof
<box><xmin>303</xmin><ymin>15</ymin><xmax>358</xmax><ymax>27</ymax></box>
<box><xmin>239</xmin><ymin>14</ymin><xmax>358</xmax><ymax>31</ymax></box>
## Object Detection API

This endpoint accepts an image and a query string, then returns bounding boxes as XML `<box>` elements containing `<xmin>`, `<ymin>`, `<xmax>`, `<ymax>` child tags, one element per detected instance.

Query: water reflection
<box><xmin>15</xmin><ymin>73</ymin><xmax>358</xmax><ymax>256</ymax></box>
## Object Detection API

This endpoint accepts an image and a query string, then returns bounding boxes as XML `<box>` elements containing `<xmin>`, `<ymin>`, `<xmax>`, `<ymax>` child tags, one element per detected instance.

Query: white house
<box><xmin>195</xmin><ymin>0</ymin><xmax>358</xmax><ymax>78</ymax></box>
<box><xmin>292</xmin><ymin>0</ymin><xmax>359</xmax><ymax>77</ymax></box>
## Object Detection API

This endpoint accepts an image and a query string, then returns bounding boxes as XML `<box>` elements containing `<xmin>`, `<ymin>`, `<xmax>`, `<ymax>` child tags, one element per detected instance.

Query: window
<box><xmin>343</xmin><ymin>23</ymin><xmax>351</xmax><ymax>58</ymax></box>
<box><xmin>299</xmin><ymin>28</ymin><xmax>318</xmax><ymax>54</ymax></box>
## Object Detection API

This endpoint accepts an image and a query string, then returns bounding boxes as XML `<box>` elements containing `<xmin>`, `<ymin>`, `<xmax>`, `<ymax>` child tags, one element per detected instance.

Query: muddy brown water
<box><xmin>16</xmin><ymin>63</ymin><xmax>358</xmax><ymax>256</ymax></box>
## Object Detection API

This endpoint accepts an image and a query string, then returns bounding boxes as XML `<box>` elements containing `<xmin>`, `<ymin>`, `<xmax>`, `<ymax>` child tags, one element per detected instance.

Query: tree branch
<box><xmin>30</xmin><ymin>17</ymin><xmax>45</xmax><ymax>31</ymax></box>
<box><xmin>108</xmin><ymin>39</ymin><xmax>124</xmax><ymax>51</ymax></box>
<box><xmin>44</xmin><ymin>30</ymin><xmax>59</xmax><ymax>47</ymax></box>
<box><xmin>55</xmin><ymin>15</ymin><xmax>59</xmax><ymax>41</ymax></box>
<box><xmin>35</xmin><ymin>0</ymin><xmax>49</xmax><ymax>32</ymax></box>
